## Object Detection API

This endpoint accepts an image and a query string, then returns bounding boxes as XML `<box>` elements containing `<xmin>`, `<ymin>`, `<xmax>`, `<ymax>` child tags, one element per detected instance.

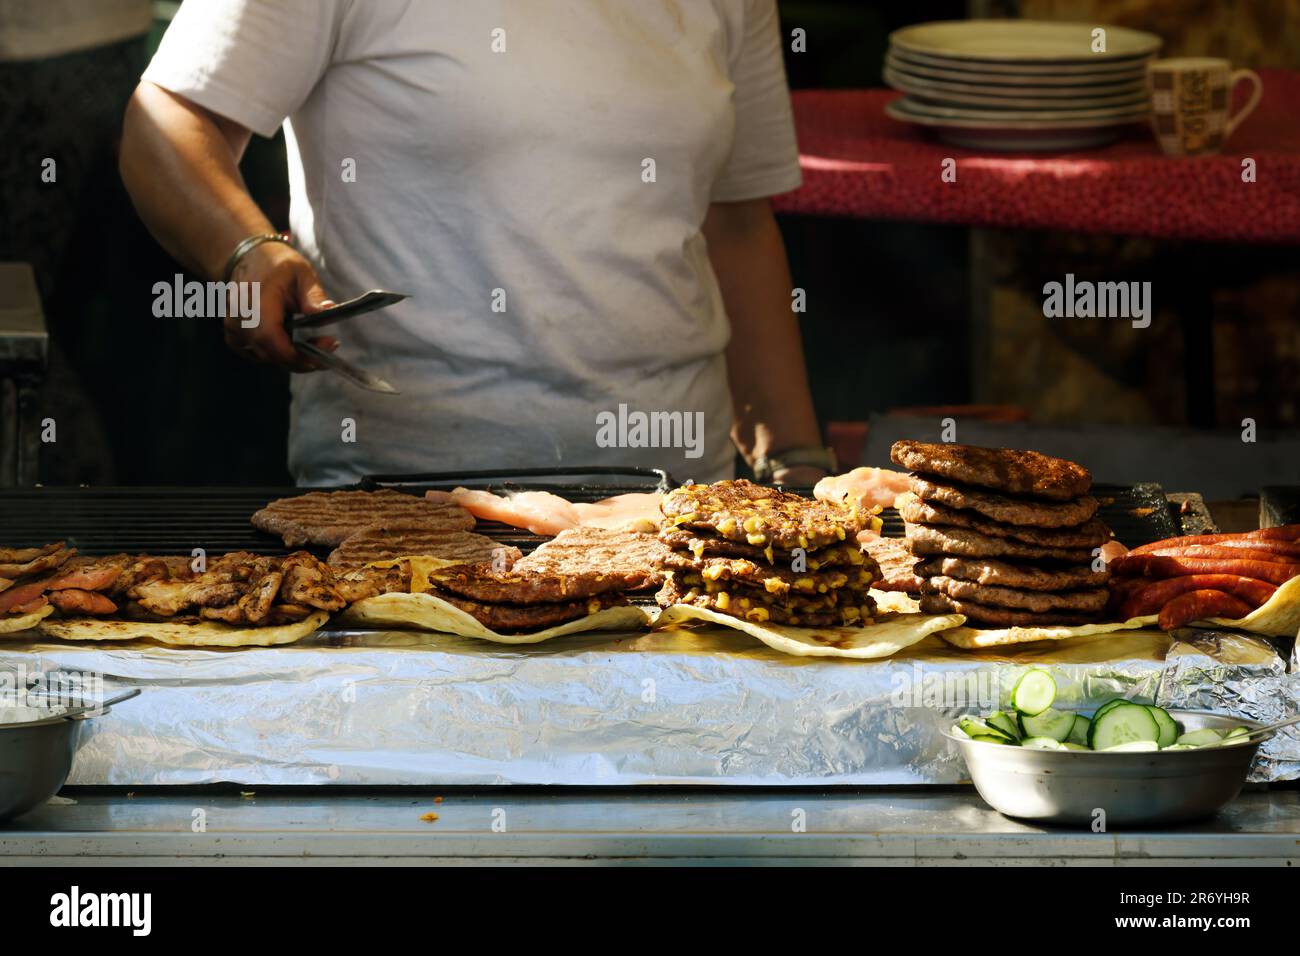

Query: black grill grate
<box><xmin>0</xmin><ymin>481</ymin><xmax>1179</xmax><ymax>557</ymax></box>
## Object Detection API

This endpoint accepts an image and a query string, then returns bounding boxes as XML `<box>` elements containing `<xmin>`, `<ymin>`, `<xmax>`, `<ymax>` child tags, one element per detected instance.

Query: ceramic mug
<box><xmin>1147</xmin><ymin>58</ymin><xmax>1262</xmax><ymax>156</ymax></box>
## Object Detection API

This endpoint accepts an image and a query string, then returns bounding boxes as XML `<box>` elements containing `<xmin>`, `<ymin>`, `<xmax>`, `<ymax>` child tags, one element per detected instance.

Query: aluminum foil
<box><xmin>0</xmin><ymin>625</ymin><xmax>1295</xmax><ymax>786</ymax></box>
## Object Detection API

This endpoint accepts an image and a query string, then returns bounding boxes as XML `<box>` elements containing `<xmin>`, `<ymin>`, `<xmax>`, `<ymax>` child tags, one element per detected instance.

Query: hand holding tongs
<box><xmin>288</xmin><ymin>290</ymin><xmax>408</xmax><ymax>394</ymax></box>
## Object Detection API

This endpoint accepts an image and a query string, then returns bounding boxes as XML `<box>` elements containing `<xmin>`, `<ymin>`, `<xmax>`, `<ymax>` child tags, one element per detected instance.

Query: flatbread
<box><xmin>0</xmin><ymin>604</ymin><xmax>54</xmax><ymax>635</ymax></box>
<box><xmin>651</xmin><ymin>597</ymin><xmax>963</xmax><ymax>659</ymax></box>
<box><xmin>940</xmin><ymin>617</ymin><xmax>1153</xmax><ymax>649</ymax></box>
<box><xmin>340</xmin><ymin>591</ymin><xmax>649</xmax><ymax>644</ymax></box>
<box><xmin>37</xmin><ymin>610</ymin><xmax>329</xmax><ymax>648</ymax></box>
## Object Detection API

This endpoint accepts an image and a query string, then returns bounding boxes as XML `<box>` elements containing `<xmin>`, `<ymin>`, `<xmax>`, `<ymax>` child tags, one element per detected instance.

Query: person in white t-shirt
<box><xmin>120</xmin><ymin>0</ymin><xmax>832</xmax><ymax>487</ymax></box>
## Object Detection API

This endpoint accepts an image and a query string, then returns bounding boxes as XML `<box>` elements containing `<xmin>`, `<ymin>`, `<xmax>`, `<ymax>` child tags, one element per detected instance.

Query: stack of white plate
<box><xmin>884</xmin><ymin>20</ymin><xmax>1162</xmax><ymax>150</ymax></box>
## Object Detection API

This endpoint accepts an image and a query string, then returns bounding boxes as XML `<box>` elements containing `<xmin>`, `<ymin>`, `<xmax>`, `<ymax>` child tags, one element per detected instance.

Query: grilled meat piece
<box><xmin>253</xmin><ymin>489</ymin><xmax>475</xmax><ymax>547</ymax></box>
<box><xmin>511</xmin><ymin>527</ymin><xmax>671</xmax><ymax>591</ymax></box>
<box><xmin>433</xmin><ymin>590</ymin><xmax>626</xmax><ymax>632</ymax></box>
<box><xmin>47</xmin><ymin>589</ymin><xmax>118</xmax><ymax>616</ymax></box>
<box><xmin>334</xmin><ymin>563</ymin><xmax>412</xmax><ymax>603</ymax></box>
<box><xmin>655</xmin><ymin>574</ymin><xmax>873</xmax><ymax>628</ymax></box>
<box><xmin>129</xmin><ymin>577</ymin><xmax>246</xmax><ymax>617</ymax></box>
<box><xmin>327</xmin><ymin>526</ymin><xmax>515</xmax><ymax>571</ymax></box>
<box><xmin>278</xmin><ymin>552</ymin><xmax>346</xmax><ymax>610</ymax></box>
<box><xmin>427</xmin><ymin>562</ymin><xmax>642</xmax><ymax>605</ymax></box>
<box><xmin>891</xmin><ymin>440</ymin><xmax>1092</xmax><ymax>501</ymax></box>
<box><xmin>0</xmin><ymin>546</ymin><xmax>75</xmax><ymax>579</ymax></box>
<box><xmin>909</xmin><ymin>477</ymin><xmax>1099</xmax><ymax>529</ymax></box>
<box><xmin>921</xmin><ymin>576</ymin><xmax>1109</xmax><ymax>613</ymax></box>
<box><xmin>914</xmin><ymin>556</ymin><xmax>1108</xmax><ymax>591</ymax></box>
<box><xmin>897</xmin><ymin>493</ymin><xmax>1111</xmax><ymax>549</ymax></box>
<box><xmin>919</xmin><ymin>592</ymin><xmax>1100</xmax><ymax>627</ymax></box>
<box><xmin>0</xmin><ymin>543</ymin><xmax>66</xmax><ymax>564</ymax></box>
<box><xmin>858</xmin><ymin>534</ymin><xmax>925</xmax><ymax>592</ymax></box>
<box><xmin>905</xmin><ymin>524</ymin><xmax>1094</xmax><ymax>563</ymax></box>
<box><xmin>661</xmin><ymin>479</ymin><xmax>867</xmax><ymax>551</ymax></box>
<box><xmin>658</xmin><ymin>550</ymin><xmax>876</xmax><ymax>597</ymax></box>
<box><xmin>657</xmin><ymin>528</ymin><xmax>867</xmax><ymax>570</ymax></box>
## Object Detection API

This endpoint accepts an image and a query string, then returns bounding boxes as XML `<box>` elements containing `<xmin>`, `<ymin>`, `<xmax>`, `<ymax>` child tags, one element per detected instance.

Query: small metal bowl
<box><xmin>944</xmin><ymin>711</ymin><xmax>1264</xmax><ymax>827</ymax></box>
<box><xmin>0</xmin><ymin>690</ymin><xmax>139</xmax><ymax>823</ymax></box>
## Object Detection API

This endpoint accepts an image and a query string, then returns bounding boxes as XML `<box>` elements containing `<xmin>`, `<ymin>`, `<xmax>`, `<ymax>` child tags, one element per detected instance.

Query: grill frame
<box><xmin>0</xmin><ymin>481</ymin><xmax>1179</xmax><ymax>558</ymax></box>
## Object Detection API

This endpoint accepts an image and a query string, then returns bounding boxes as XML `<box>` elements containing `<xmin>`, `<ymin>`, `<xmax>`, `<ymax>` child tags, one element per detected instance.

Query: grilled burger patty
<box><xmin>897</xmin><ymin>494</ymin><xmax>1110</xmax><ymax>549</ymax></box>
<box><xmin>919</xmin><ymin>592</ymin><xmax>1100</xmax><ymax>627</ymax></box>
<box><xmin>910</xmin><ymin>477</ymin><xmax>1099</xmax><ymax>529</ymax></box>
<box><xmin>656</xmin><ymin>574</ymin><xmax>873</xmax><ymax>628</ymax></box>
<box><xmin>922</xmin><ymin>575</ymin><xmax>1109</xmax><ymax>612</ymax></box>
<box><xmin>328</xmin><ymin>526</ymin><xmax>517</xmax><ymax>570</ymax></box>
<box><xmin>253</xmin><ymin>489</ymin><xmax>475</xmax><ymax>547</ymax></box>
<box><xmin>914</xmin><ymin>556</ymin><xmax>1109</xmax><ymax>591</ymax></box>
<box><xmin>427</xmin><ymin>562</ymin><xmax>644</xmax><ymax>605</ymax></box>
<box><xmin>891</xmin><ymin>440</ymin><xmax>1092</xmax><ymax>501</ymax></box>
<box><xmin>657</xmin><ymin>528</ymin><xmax>866</xmax><ymax>570</ymax></box>
<box><xmin>668</xmin><ymin>570</ymin><xmax>869</xmax><ymax>613</ymax></box>
<box><xmin>860</xmin><ymin>535</ymin><xmax>925</xmax><ymax>592</ymax></box>
<box><xmin>906</xmin><ymin>524</ymin><xmax>1094</xmax><ymax>563</ymax></box>
<box><xmin>433</xmin><ymin>590</ymin><xmax>626</xmax><ymax>632</ymax></box>
<box><xmin>661</xmin><ymin>479</ymin><xmax>866</xmax><ymax>551</ymax></box>
<box><xmin>658</xmin><ymin>550</ymin><xmax>876</xmax><ymax>596</ymax></box>
<box><xmin>511</xmin><ymin>527</ymin><xmax>671</xmax><ymax>590</ymax></box>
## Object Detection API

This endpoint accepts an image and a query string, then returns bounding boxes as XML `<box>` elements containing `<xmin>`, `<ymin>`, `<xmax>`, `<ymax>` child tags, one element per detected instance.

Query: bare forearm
<box><xmin>119</xmin><ymin>82</ymin><xmax>273</xmax><ymax>279</ymax></box>
<box><xmin>705</xmin><ymin>200</ymin><xmax>821</xmax><ymax>465</ymax></box>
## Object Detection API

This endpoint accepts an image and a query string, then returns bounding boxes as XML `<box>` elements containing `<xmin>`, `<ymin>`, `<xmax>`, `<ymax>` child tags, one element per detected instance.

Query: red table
<box><xmin>773</xmin><ymin>68</ymin><xmax>1300</xmax><ymax>244</ymax></box>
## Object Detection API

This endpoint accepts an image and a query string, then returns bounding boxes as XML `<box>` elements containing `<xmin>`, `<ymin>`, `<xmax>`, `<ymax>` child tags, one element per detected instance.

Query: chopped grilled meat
<box><xmin>47</xmin><ymin>589</ymin><xmax>118</xmax><ymax>616</ymax></box>
<box><xmin>253</xmin><ymin>489</ymin><xmax>475</xmax><ymax>547</ymax></box>
<box><xmin>891</xmin><ymin>440</ymin><xmax>1092</xmax><ymax>501</ymax></box>
<box><xmin>237</xmin><ymin>569</ymin><xmax>284</xmax><ymax>623</ymax></box>
<box><xmin>279</xmin><ymin>552</ymin><xmax>346</xmax><ymax>610</ymax></box>
<box><xmin>334</xmin><ymin>563</ymin><xmax>412</xmax><ymax>603</ymax></box>
<box><xmin>0</xmin><ymin>543</ymin><xmax>66</xmax><ymax>564</ymax></box>
<box><xmin>129</xmin><ymin>577</ymin><xmax>246</xmax><ymax>617</ymax></box>
<box><xmin>0</xmin><ymin>546</ymin><xmax>75</xmax><ymax>579</ymax></box>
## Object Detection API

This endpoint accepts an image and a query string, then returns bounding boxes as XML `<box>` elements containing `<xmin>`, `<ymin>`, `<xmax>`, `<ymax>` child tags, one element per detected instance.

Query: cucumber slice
<box><xmin>985</xmin><ymin>711</ymin><xmax>1022</xmax><ymax>740</ymax></box>
<box><xmin>1090</xmin><ymin>698</ymin><xmax>1128</xmax><ymax>722</ymax></box>
<box><xmin>1021</xmin><ymin>736</ymin><xmax>1064</xmax><ymax>750</ymax></box>
<box><xmin>1068</xmin><ymin>715</ymin><xmax>1091</xmax><ymax>746</ymax></box>
<box><xmin>1217</xmin><ymin>734</ymin><xmax>1254</xmax><ymax>747</ymax></box>
<box><xmin>1145</xmin><ymin>706</ymin><xmax>1179</xmax><ymax>749</ymax></box>
<box><xmin>1175</xmin><ymin>728</ymin><xmax>1224</xmax><ymax>748</ymax></box>
<box><xmin>958</xmin><ymin>716</ymin><xmax>1011</xmax><ymax>741</ymax></box>
<box><xmin>1224</xmin><ymin>726</ymin><xmax>1251</xmax><ymax>739</ymax></box>
<box><xmin>1061</xmin><ymin>742</ymin><xmax>1090</xmax><ymax>751</ymax></box>
<box><xmin>1088</xmin><ymin>702</ymin><xmax>1160</xmax><ymax>750</ymax></box>
<box><xmin>1099</xmin><ymin>740</ymin><xmax>1160</xmax><ymax>753</ymax></box>
<box><xmin>1162</xmin><ymin>744</ymin><xmax>1196</xmax><ymax>751</ymax></box>
<box><xmin>972</xmin><ymin>734</ymin><xmax>1013</xmax><ymax>745</ymax></box>
<box><xmin>1010</xmin><ymin>670</ymin><xmax>1056</xmax><ymax>716</ymax></box>
<box><xmin>1020</xmin><ymin>707</ymin><xmax>1076</xmax><ymax>743</ymax></box>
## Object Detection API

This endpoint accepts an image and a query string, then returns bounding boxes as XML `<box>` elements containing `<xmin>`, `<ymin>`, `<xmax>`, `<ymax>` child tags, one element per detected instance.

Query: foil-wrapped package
<box><xmin>0</xmin><ymin>625</ymin><xmax>1295</xmax><ymax>786</ymax></box>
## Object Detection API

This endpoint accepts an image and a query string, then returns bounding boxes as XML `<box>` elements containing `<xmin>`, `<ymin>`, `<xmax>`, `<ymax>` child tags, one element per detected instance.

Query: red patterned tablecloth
<box><xmin>772</xmin><ymin>68</ymin><xmax>1300</xmax><ymax>243</ymax></box>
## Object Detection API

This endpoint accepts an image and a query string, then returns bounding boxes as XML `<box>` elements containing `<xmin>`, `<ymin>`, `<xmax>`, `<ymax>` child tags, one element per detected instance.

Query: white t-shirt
<box><xmin>143</xmin><ymin>0</ymin><xmax>801</xmax><ymax>486</ymax></box>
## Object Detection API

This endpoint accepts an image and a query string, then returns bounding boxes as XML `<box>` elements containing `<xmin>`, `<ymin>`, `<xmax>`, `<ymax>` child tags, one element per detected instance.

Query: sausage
<box><xmin>1116</xmin><ymin>574</ymin><xmax>1276</xmax><ymax>620</ymax></box>
<box><xmin>1129</xmin><ymin>526</ymin><xmax>1300</xmax><ymax>555</ymax></box>
<box><xmin>1158</xmin><ymin>589</ymin><xmax>1254</xmax><ymax>630</ymax></box>
<box><xmin>1108</xmin><ymin>554</ymin><xmax>1300</xmax><ymax>586</ymax></box>
<box><xmin>1137</xmin><ymin>545</ymin><xmax>1300</xmax><ymax>564</ymax></box>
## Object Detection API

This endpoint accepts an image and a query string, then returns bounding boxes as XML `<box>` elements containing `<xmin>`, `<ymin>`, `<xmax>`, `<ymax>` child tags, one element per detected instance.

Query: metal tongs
<box><xmin>288</xmin><ymin>289</ymin><xmax>408</xmax><ymax>394</ymax></box>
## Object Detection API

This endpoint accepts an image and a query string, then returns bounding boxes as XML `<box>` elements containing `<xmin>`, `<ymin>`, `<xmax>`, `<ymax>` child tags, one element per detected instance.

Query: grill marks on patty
<box><xmin>252</xmin><ymin>489</ymin><xmax>475</xmax><ymax>547</ymax></box>
<box><xmin>890</xmin><ymin>440</ymin><xmax>1092</xmax><ymax>501</ymax></box>
<box><xmin>511</xmin><ymin>527</ymin><xmax>671</xmax><ymax>591</ymax></box>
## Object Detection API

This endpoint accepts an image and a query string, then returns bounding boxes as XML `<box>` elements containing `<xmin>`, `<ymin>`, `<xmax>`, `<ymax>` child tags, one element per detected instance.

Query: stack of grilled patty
<box><xmin>655</xmin><ymin>479</ymin><xmax>880</xmax><ymax>627</ymax></box>
<box><xmin>890</xmin><ymin>440</ymin><xmax>1111</xmax><ymax>628</ymax></box>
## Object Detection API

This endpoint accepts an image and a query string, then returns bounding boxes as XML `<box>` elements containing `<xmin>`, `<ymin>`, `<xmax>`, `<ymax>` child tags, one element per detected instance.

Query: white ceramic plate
<box><xmin>883</xmin><ymin>52</ymin><xmax>1147</xmax><ymax>91</ymax></box>
<box><xmin>890</xmin><ymin>19</ymin><xmax>1161</xmax><ymax>62</ymax></box>
<box><xmin>889</xmin><ymin>45</ymin><xmax>1154</xmax><ymax>77</ymax></box>
<box><xmin>884</xmin><ymin>65</ymin><xmax>1149</xmax><ymax>109</ymax></box>
<box><xmin>884</xmin><ymin>96</ymin><xmax>1145</xmax><ymax>151</ymax></box>
<box><xmin>887</xmin><ymin>95</ymin><xmax>1149</xmax><ymax>123</ymax></box>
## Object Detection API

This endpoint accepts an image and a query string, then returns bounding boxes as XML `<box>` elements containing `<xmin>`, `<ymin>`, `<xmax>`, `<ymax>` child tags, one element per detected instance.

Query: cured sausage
<box><xmin>1109</xmin><ymin>554</ymin><xmax>1300</xmax><ymax>585</ymax></box>
<box><xmin>1116</xmin><ymin>574</ymin><xmax>1276</xmax><ymax>620</ymax></box>
<box><xmin>1128</xmin><ymin>526</ymin><xmax>1300</xmax><ymax>555</ymax></box>
<box><xmin>1137</xmin><ymin>545</ymin><xmax>1300</xmax><ymax>564</ymax></box>
<box><xmin>1157</xmin><ymin>589</ymin><xmax>1254</xmax><ymax>630</ymax></box>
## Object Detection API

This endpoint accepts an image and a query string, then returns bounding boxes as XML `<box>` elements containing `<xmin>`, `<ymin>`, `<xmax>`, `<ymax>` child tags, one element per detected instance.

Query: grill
<box><xmin>0</xmin><ymin>476</ymin><xmax>1179</xmax><ymax>557</ymax></box>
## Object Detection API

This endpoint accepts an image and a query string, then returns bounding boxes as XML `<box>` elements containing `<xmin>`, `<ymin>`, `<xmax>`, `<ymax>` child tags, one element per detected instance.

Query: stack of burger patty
<box><xmin>655</xmin><ymin>479</ymin><xmax>880</xmax><ymax>627</ymax></box>
<box><xmin>890</xmin><ymin>440</ymin><xmax>1111</xmax><ymax>628</ymax></box>
<box><xmin>412</xmin><ymin>528</ymin><xmax>669</xmax><ymax>633</ymax></box>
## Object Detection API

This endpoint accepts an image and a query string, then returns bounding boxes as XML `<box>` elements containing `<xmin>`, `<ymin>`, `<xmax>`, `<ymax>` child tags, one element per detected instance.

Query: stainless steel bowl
<box><xmin>944</xmin><ymin>711</ymin><xmax>1264</xmax><ymax>827</ymax></box>
<box><xmin>0</xmin><ymin>690</ymin><xmax>139</xmax><ymax>823</ymax></box>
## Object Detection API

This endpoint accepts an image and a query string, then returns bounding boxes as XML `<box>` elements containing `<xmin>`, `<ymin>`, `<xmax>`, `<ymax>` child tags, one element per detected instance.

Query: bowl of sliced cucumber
<box><xmin>944</xmin><ymin>669</ymin><xmax>1268</xmax><ymax>826</ymax></box>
